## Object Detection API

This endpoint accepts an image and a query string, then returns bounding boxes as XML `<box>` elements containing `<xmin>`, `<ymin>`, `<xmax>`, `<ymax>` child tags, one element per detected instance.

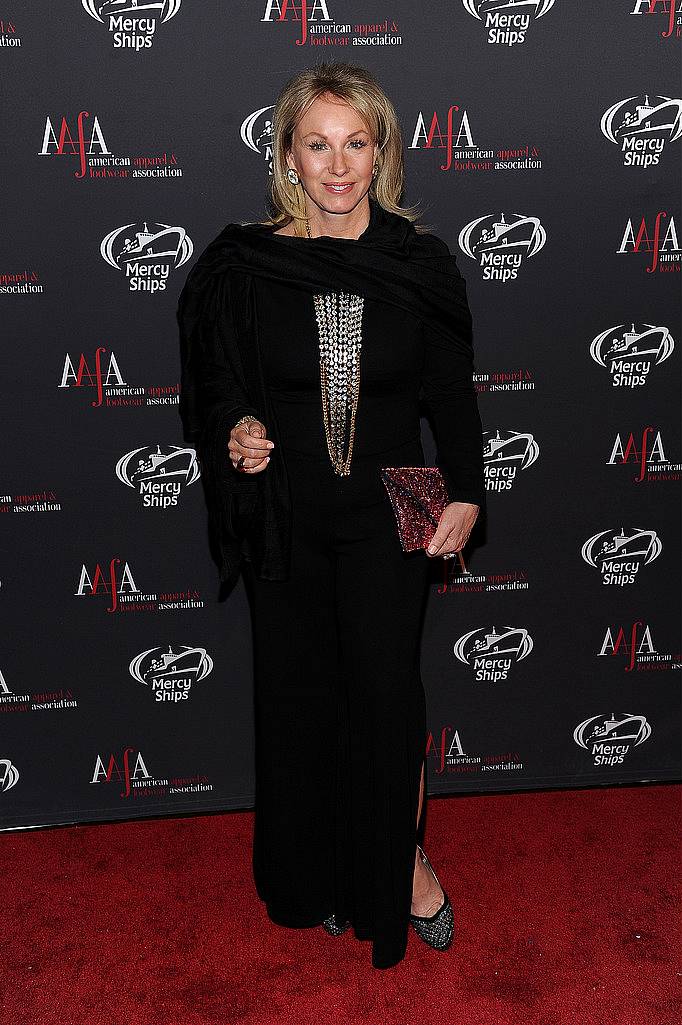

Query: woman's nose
<box><xmin>328</xmin><ymin>152</ymin><xmax>350</xmax><ymax>175</ymax></box>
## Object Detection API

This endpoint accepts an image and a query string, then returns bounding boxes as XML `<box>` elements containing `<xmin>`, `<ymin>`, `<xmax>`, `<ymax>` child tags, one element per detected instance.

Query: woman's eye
<box><xmin>308</xmin><ymin>140</ymin><xmax>368</xmax><ymax>151</ymax></box>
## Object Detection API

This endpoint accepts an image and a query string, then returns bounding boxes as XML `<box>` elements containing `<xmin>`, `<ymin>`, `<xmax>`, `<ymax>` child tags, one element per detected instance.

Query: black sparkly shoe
<box><xmin>409</xmin><ymin>844</ymin><xmax>454</xmax><ymax>951</ymax></box>
<box><xmin>321</xmin><ymin>914</ymin><xmax>351</xmax><ymax>936</ymax></box>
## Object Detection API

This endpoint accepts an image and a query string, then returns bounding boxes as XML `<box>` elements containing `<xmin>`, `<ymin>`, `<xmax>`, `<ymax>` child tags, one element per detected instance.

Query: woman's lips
<box><xmin>323</xmin><ymin>182</ymin><xmax>355</xmax><ymax>194</ymax></box>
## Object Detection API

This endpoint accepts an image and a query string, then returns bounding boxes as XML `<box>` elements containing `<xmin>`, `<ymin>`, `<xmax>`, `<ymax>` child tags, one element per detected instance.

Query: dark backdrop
<box><xmin>1</xmin><ymin>1</ymin><xmax>680</xmax><ymax>829</ymax></box>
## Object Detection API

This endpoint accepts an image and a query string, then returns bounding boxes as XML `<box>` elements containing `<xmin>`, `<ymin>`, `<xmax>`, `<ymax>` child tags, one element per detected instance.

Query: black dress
<box><xmin>240</xmin><ymin>266</ymin><xmax>483</xmax><ymax>969</ymax></box>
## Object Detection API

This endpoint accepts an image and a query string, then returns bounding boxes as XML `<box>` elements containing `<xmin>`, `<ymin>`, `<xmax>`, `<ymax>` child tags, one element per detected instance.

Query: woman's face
<box><xmin>286</xmin><ymin>92</ymin><xmax>378</xmax><ymax>216</ymax></box>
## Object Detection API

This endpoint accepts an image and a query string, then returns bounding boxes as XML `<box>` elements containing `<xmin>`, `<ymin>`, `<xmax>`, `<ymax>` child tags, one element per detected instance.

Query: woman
<box><xmin>177</xmin><ymin>61</ymin><xmax>485</xmax><ymax>969</ymax></box>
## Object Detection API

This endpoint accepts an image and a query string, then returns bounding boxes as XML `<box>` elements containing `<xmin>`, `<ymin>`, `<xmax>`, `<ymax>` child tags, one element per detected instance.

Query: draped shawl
<box><xmin>176</xmin><ymin>195</ymin><xmax>474</xmax><ymax>591</ymax></box>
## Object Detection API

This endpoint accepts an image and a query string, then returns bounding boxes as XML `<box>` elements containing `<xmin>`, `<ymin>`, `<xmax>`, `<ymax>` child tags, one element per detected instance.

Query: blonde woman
<box><xmin>177</xmin><ymin>61</ymin><xmax>484</xmax><ymax>969</ymax></box>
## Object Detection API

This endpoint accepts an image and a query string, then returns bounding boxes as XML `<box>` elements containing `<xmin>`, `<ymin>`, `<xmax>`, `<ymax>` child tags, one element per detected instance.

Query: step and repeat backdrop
<box><xmin>1</xmin><ymin>2</ymin><xmax>680</xmax><ymax>829</ymax></box>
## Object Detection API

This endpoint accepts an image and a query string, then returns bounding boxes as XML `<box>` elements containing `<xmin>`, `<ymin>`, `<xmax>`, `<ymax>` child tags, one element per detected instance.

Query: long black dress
<box><xmin>239</xmin><ymin>264</ymin><xmax>484</xmax><ymax>969</ymax></box>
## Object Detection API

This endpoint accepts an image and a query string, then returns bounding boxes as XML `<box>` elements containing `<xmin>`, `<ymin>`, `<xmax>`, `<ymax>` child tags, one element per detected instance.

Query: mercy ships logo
<box><xmin>129</xmin><ymin>645</ymin><xmax>213</xmax><ymax>702</ymax></box>
<box><xmin>459</xmin><ymin>212</ymin><xmax>546</xmax><ymax>280</ymax></box>
<box><xmin>82</xmin><ymin>0</ymin><xmax>181</xmax><ymax>50</ymax></box>
<box><xmin>116</xmin><ymin>445</ymin><xmax>200</xmax><ymax>506</ymax></box>
<box><xmin>483</xmin><ymin>429</ymin><xmax>539</xmax><ymax>491</ymax></box>
<box><xmin>241</xmin><ymin>106</ymin><xmax>276</xmax><ymax>174</ymax></box>
<box><xmin>573</xmin><ymin>712</ymin><xmax>651</xmax><ymax>767</ymax></box>
<box><xmin>454</xmin><ymin>625</ymin><xmax>533</xmax><ymax>681</ymax></box>
<box><xmin>100</xmin><ymin>221</ymin><xmax>193</xmax><ymax>292</ymax></box>
<box><xmin>590</xmin><ymin>322</ymin><xmax>675</xmax><ymax>387</ymax></box>
<box><xmin>601</xmin><ymin>94</ymin><xmax>682</xmax><ymax>167</ymax></box>
<box><xmin>0</xmin><ymin>759</ymin><xmax>20</xmax><ymax>792</ymax></box>
<box><xmin>581</xmin><ymin>527</ymin><xmax>662</xmax><ymax>586</ymax></box>
<box><xmin>461</xmin><ymin>0</ymin><xmax>556</xmax><ymax>46</ymax></box>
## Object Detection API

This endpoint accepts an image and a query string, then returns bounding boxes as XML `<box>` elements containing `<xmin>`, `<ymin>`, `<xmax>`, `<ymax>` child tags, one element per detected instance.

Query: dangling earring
<box><xmin>372</xmin><ymin>163</ymin><xmax>378</xmax><ymax>179</ymax></box>
<box><xmin>287</xmin><ymin>167</ymin><xmax>300</xmax><ymax>185</ymax></box>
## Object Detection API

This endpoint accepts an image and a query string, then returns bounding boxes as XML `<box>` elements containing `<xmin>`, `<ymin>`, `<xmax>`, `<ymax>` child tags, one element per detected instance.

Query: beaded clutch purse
<box><xmin>379</xmin><ymin>466</ymin><xmax>451</xmax><ymax>553</ymax></box>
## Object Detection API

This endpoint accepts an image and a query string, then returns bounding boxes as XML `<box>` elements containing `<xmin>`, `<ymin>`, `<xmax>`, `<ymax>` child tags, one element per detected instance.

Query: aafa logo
<box><xmin>39</xmin><ymin>112</ymin><xmax>110</xmax><ymax>178</ymax></box>
<box><xmin>597</xmin><ymin>622</ymin><xmax>678</xmax><ymax>673</ymax></box>
<box><xmin>261</xmin><ymin>0</ymin><xmax>333</xmax><ymax>46</ymax></box>
<box><xmin>628</xmin><ymin>1</ymin><xmax>681</xmax><ymax>42</ymax></box>
<box><xmin>91</xmin><ymin>747</ymin><xmax>151</xmax><ymax>798</ymax></box>
<box><xmin>426</xmin><ymin>724</ymin><xmax>524</xmax><ymax>776</ymax></box>
<box><xmin>59</xmin><ymin>348</ymin><xmax>127</xmax><ymax>404</ymax></box>
<box><xmin>606</xmin><ymin>427</ymin><xmax>680</xmax><ymax>483</ymax></box>
<box><xmin>75</xmin><ymin>558</ymin><xmax>140</xmax><ymax>612</ymax></box>
<box><xmin>617</xmin><ymin>211</ymin><xmax>680</xmax><ymax>273</ymax></box>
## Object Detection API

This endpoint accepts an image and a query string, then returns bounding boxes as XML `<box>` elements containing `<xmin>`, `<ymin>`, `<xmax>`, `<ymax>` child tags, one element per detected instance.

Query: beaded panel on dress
<box><xmin>313</xmin><ymin>291</ymin><xmax>364</xmax><ymax>476</ymax></box>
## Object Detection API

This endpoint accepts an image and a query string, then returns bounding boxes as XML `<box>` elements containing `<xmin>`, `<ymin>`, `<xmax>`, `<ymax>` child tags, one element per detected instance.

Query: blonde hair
<box><xmin>253</xmin><ymin>61</ymin><xmax>432</xmax><ymax>236</ymax></box>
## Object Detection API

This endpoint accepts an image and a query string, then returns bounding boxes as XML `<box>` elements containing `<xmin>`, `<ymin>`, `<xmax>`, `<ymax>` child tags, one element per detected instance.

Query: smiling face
<box><xmin>285</xmin><ymin>91</ymin><xmax>378</xmax><ymax>222</ymax></box>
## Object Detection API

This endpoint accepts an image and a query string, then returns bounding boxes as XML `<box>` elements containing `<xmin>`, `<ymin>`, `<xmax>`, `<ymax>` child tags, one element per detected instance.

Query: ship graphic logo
<box><xmin>0</xmin><ymin>758</ymin><xmax>20</xmax><ymax>792</ymax></box>
<box><xmin>459</xmin><ymin>212</ymin><xmax>546</xmax><ymax>262</ymax></box>
<box><xmin>241</xmin><ymin>106</ymin><xmax>276</xmax><ymax>169</ymax></box>
<box><xmin>483</xmin><ymin>429</ymin><xmax>539</xmax><ymax>469</ymax></box>
<box><xmin>581</xmin><ymin>527</ymin><xmax>662</xmax><ymax>573</ymax></box>
<box><xmin>462</xmin><ymin>1</ymin><xmax>556</xmax><ymax>23</ymax></box>
<box><xmin>574</xmin><ymin>712</ymin><xmax>651</xmax><ymax>764</ymax></box>
<box><xmin>129</xmin><ymin>644</ymin><xmax>214</xmax><ymax>700</ymax></box>
<box><xmin>101</xmin><ymin>221</ymin><xmax>193</xmax><ymax>270</ymax></box>
<box><xmin>116</xmin><ymin>445</ymin><xmax>200</xmax><ymax>490</ymax></box>
<box><xmin>601</xmin><ymin>94</ymin><xmax>682</xmax><ymax>147</ymax></box>
<box><xmin>454</xmin><ymin>625</ymin><xmax>533</xmax><ymax>665</ymax></box>
<box><xmin>590</xmin><ymin>322</ymin><xmax>675</xmax><ymax>384</ymax></box>
<box><xmin>82</xmin><ymin>0</ymin><xmax>182</xmax><ymax>26</ymax></box>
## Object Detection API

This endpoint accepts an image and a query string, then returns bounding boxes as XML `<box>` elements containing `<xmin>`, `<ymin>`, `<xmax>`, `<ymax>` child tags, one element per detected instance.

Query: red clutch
<box><xmin>379</xmin><ymin>466</ymin><xmax>451</xmax><ymax>553</ymax></box>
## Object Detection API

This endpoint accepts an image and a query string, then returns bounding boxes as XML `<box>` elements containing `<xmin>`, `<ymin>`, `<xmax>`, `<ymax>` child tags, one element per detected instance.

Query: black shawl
<box><xmin>176</xmin><ymin>195</ymin><xmax>474</xmax><ymax>592</ymax></box>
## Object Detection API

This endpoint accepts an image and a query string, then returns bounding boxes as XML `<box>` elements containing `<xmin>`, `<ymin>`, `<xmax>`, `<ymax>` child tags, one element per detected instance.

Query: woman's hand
<box><xmin>228</xmin><ymin>419</ymin><xmax>275</xmax><ymax>473</ymax></box>
<box><xmin>425</xmin><ymin>501</ymin><xmax>479</xmax><ymax>558</ymax></box>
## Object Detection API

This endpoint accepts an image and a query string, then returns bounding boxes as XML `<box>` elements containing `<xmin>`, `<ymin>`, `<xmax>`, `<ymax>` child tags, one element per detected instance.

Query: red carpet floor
<box><xmin>1</xmin><ymin>783</ymin><xmax>680</xmax><ymax>1025</ymax></box>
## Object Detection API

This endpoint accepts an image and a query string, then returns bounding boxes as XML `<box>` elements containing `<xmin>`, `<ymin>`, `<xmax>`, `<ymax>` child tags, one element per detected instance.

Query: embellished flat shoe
<box><xmin>321</xmin><ymin>914</ymin><xmax>351</xmax><ymax>936</ymax></box>
<box><xmin>409</xmin><ymin>844</ymin><xmax>454</xmax><ymax>951</ymax></box>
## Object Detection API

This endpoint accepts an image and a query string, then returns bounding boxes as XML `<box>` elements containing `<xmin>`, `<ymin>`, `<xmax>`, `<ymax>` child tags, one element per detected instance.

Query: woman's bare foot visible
<box><xmin>411</xmin><ymin>847</ymin><xmax>444</xmax><ymax>917</ymax></box>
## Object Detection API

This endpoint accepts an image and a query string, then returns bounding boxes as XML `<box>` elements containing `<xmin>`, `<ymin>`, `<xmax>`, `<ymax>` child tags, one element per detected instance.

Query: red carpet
<box><xmin>1</xmin><ymin>784</ymin><xmax>679</xmax><ymax>1025</ymax></box>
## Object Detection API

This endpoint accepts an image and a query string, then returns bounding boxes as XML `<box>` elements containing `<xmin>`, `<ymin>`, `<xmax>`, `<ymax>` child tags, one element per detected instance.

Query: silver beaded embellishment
<box><xmin>321</xmin><ymin>914</ymin><xmax>351</xmax><ymax>936</ymax></box>
<box><xmin>409</xmin><ymin>845</ymin><xmax>455</xmax><ymax>951</ymax></box>
<box><xmin>313</xmin><ymin>291</ymin><xmax>364</xmax><ymax>476</ymax></box>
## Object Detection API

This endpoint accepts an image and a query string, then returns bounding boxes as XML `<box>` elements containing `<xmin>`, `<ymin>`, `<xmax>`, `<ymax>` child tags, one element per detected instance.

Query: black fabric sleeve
<box><xmin>177</xmin><ymin>269</ymin><xmax>261</xmax><ymax>452</ymax></box>
<box><xmin>176</xmin><ymin>268</ymin><xmax>262</xmax><ymax>560</ymax></box>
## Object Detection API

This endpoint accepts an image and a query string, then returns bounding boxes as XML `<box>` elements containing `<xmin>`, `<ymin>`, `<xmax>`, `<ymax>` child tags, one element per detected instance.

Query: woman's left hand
<box><xmin>425</xmin><ymin>501</ymin><xmax>480</xmax><ymax>558</ymax></box>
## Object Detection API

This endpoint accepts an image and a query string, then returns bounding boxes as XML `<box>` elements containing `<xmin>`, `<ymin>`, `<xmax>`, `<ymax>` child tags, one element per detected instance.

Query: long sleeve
<box><xmin>177</xmin><ymin>268</ymin><xmax>260</xmax><ymax>456</ymax></box>
<box><xmin>176</xmin><ymin>264</ymin><xmax>263</xmax><ymax>574</ymax></box>
<box><xmin>418</xmin><ymin>242</ymin><xmax>486</xmax><ymax>509</ymax></box>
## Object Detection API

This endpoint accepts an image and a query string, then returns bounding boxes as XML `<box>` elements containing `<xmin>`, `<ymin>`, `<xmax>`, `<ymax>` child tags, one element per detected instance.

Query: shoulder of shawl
<box><xmin>413</xmin><ymin>230</ymin><xmax>450</xmax><ymax>253</ymax></box>
<box><xmin>407</xmin><ymin>228</ymin><xmax>463</xmax><ymax>282</ymax></box>
<box><xmin>177</xmin><ymin>222</ymin><xmax>240</xmax><ymax>310</ymax></box>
